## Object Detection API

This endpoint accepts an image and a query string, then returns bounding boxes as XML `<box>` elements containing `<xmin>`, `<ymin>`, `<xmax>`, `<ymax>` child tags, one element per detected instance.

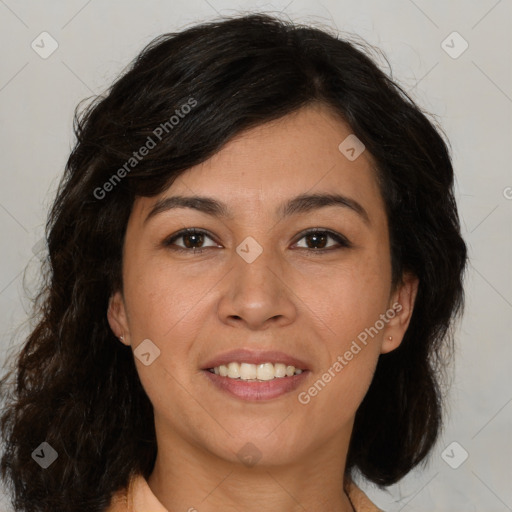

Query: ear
<box><xmin>381</xmin><ymin>272</ymin><xmax>419</xmax><ymax>354</ymax></box>
<box><xmin>107</xmin><ymin>290</ymin><xmax>131</xmax><ymax>346</ymax></box>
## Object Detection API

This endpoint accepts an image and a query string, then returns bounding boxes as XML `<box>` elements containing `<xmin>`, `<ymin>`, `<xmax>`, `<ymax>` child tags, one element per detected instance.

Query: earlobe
<box><xmin>107</xmin><ymin>291</ymin><xmax>130</xmax><ymax>345</ymax></box>
<box><xmin>381</xmin><ymin>272</ymin><xmax>419</xmax><ymax>354</ymax></box>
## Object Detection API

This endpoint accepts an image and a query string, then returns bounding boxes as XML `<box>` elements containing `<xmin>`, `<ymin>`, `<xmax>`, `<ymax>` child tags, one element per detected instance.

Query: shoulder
<box><xmin>104</xmin><ymin>473</ymin><xmax>137</xmax><ymax>512</ymax></box>
<box><xmin>105</xmin><ymin>473</ymin><xmax>169</xmax><ymax>512</ymax></box>
<box><xmin>105</xmin><ymin>489</ymin><xmax>128</xmax><ymax>512</ymax></box>
<box><xmin>345</xmin><ymin>479</ymin><xmax>385</xmax><ymax>512</ymax></box>
<box><xmin>105</xmin><ymin>473</ymin><xmax>383</xmax><ymax>512</ymax></box>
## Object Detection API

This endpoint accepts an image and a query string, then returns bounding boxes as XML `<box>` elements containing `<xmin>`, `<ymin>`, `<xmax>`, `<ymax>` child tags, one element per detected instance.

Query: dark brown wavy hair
<box><xmin>0</xmin><ymin>13</ymin><xmax>468</xmax><ymax>512</ymax></box>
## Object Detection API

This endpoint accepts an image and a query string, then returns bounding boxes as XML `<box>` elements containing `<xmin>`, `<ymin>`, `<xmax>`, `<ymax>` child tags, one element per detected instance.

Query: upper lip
<box><xmin>201</xmin><ymin>349</ymin><xmax>309</xmax><ymax>370</ymax></box>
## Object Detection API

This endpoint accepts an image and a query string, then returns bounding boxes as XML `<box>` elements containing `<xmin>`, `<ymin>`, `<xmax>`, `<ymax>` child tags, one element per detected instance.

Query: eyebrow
<box><xmin>144</xmin><ymin>192</ymin><xmax>370</xmax><ymax>226</ymax></box>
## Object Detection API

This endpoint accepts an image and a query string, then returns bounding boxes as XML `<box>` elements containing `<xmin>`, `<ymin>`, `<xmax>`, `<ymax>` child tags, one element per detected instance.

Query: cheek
<box><xmin>123</xmin><ymin>262</ymin><xmax>208</xmax><ymax>415</ymax></box>
<box><xmin>300</xmin><ymin>353</ymin><xmax>377</xmax><ymax>435</ymax></box>
<box><xmin>308</xmin><ymin>251</ymin><xmax>390</xmax><ymax>398</ymax></box>
<box><xmin>320</xmin><ymin>251</ymin><xmax>391</xmax><ymax>334</ymax></box>
<box><xmin>123</xmin><ymin>255</ymin><xmax>216</xmax><ymax>341</ymax></box>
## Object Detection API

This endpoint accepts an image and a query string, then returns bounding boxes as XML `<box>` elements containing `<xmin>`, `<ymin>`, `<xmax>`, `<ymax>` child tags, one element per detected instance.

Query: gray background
<box><xmin>1</xmin><ymin>1</ymin><xmax>511</xmax><ymax>511</ymax></box>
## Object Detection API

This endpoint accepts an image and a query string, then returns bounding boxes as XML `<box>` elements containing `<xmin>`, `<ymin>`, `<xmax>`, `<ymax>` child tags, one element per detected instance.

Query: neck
<box><xmin>147</xmin><ymin>421</ymin><xmax>356</xmax><ymax>512</ymax></box>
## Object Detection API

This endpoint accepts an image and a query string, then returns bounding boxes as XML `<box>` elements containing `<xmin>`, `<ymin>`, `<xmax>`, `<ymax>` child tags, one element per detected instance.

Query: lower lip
<box><xmin>202</xmin><ymin>370</ymin><xmax>310</xmax><ymax>401</ymax></box>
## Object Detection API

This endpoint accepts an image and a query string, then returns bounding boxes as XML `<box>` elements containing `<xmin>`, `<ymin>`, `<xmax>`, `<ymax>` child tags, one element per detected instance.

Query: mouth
<box><xmin>200</xmin><ymin>349</ymin><xmax>310</xmax><ymax>401</ymax></box>
<box><xmin>205</xmin><ymin>362</ymin><xmax>305</xmax><ymax>381</ymax></box>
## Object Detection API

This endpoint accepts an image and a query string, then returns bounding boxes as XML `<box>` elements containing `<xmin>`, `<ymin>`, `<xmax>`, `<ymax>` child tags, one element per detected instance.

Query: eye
<box><xmin>162</xmin><ymin>228</ymin><xmax>219</xmax><ymax>253</ymax></box>
<box><xmin>293</xmin><ymin>228</ymin><xmax>352</xmax><ymax>252</ymax></box>
<box><xmin>162</xmin><ymin>227</ymin><xmax>352</xmax><ymax>255</ymax></box>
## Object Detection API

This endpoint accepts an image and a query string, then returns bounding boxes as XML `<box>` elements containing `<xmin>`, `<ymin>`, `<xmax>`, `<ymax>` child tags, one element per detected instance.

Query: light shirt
<box><xmin>106</xmin><ymin>473</ymin><xmax>384</xmax><ymax>512</ymax></box>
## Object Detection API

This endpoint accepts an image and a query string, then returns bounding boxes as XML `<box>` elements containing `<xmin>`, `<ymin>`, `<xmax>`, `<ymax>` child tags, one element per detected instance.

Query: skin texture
<box><xmin>108</xmin><ymin>103</ymin><xmax>418</xmax><ymax>512</ymax></box>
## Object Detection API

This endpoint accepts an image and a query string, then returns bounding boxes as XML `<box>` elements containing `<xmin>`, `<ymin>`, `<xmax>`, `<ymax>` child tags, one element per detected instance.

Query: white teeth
<box><xmin>240</xmin><ymin>363</ymin><xmax>257</xmax><ymax>380</ymax></box>
<box><xmin>227</xmin><ymin>362</ymin><xmax>240</xmax><ymax>378</ymax></box>
<box><xmin>274</xmin><ymin>363</ymin><xmax>287</xmax><ymax>378</ymax></box>
<box><xmin>209</xmin><ymin>362</ymin><xmax>305</xmax><ymax>380</ymax></box>
<box><xmin>256</xmin><ymin>362</ymin><xmax>274</xmax><ymax>381</ymax></box>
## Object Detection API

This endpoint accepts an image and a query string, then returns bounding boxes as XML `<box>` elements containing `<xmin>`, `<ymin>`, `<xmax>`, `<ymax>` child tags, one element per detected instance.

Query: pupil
<box><xmin>308</xmin><ymin>233</ymin><xmax>327</xmax><ymax>249</ymax></box>
<box><xmin>184</xmin><ymin>233</ymin><xmax>203</xmax><ymax>248</ymax></box>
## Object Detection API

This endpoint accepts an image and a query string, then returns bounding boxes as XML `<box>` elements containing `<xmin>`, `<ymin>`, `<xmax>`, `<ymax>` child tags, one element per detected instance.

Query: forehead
<box><xmin>134</xmin><ymin>103</ymin><xmax>384</xmax><ymax>222</ymax></box>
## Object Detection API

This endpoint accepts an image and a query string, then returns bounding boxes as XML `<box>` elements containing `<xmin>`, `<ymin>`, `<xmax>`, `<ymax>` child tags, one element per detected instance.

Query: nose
<box><xmin>216</xmin><ymin>244</ymin><xmax>297</xmax><ymax>330</ymax></box>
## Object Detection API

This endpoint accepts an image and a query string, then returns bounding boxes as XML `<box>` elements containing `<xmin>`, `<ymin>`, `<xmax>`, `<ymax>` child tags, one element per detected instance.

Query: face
<box><xmin>108</xmin><ymin>103</ymin><xmax>418</xmax><ymax>469</ymax></box>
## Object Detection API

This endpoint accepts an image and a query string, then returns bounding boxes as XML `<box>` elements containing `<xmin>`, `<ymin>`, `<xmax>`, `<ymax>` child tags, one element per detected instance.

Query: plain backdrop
<box><xmin>0</xmin><ymin>1</ymin><xmax>511</xmax><ymax>511</ymax></box>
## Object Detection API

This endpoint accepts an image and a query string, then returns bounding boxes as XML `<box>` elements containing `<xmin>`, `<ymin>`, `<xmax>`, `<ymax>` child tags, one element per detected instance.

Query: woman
<box><xmin>0</xmin><ymin>13</ymin><xmax>467</xmax><ymax>512</ymax></box>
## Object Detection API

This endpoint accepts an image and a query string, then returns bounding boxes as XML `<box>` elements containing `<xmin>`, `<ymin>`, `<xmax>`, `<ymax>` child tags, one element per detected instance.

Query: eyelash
<box><xmin>162</xmin><ymin>228</ymin><xmax>352</xmax><ymax>255</ymax></box>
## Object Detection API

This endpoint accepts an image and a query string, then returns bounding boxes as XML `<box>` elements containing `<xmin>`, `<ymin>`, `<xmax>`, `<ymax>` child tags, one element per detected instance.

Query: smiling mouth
<box><xmin>206</xmin><ymin>361</ymin><xmax>305</xmax><ymax>382</ymax></box>
<box><xmin>202</xmin><ymin>364</ymin><xmax>309</xmax><ymax>401</ymax></box>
